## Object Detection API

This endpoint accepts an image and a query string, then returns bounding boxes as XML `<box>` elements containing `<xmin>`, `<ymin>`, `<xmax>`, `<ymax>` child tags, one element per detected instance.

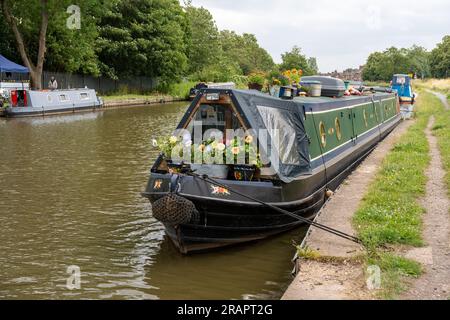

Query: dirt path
<box><xmin>426</xmin><ymin>90</ymin><xmax>449</xmax><ymax>110</ymax></box>
<box><xmin>402</xmin><ymin>116</ymin><xmax>450</xmax><ymax>300</ymax></box>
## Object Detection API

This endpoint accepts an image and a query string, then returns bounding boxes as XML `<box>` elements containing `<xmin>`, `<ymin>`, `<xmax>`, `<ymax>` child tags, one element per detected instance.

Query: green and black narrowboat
<box><xmin>142</xmin><ymin>77</ymin><xmax>401</xmax><ymax>254</ymax></box>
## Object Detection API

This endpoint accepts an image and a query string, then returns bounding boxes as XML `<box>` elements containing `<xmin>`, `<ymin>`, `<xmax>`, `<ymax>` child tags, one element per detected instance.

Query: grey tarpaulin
<box><xmin>232</xmin><ymin>90</ymin><xmax>311</xmax><ymax>183</ymax></box>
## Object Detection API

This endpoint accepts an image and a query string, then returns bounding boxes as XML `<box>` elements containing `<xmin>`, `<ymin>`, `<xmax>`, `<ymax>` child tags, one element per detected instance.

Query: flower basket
<box><xmin>232</xmin><ymin>165</ymin><xmax>256</xmax><ymax>181</ymax></box>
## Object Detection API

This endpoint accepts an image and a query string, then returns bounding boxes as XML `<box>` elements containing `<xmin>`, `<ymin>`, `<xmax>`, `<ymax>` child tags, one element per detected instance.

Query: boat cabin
<box><xmin>391</xmin><ymin>74</ymin><xmax>414</xmax><ymax>104</ymax></box>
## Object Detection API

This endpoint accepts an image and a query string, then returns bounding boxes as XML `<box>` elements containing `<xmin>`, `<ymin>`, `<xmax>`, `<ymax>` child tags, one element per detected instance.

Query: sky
<box><xmin>188</xmin><ymin>0</ymin><xmax>450</xmax><ymax>73</ymax></box>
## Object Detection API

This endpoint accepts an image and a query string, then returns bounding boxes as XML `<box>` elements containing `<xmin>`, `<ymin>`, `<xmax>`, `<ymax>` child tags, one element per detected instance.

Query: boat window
<box><xmin>335</xmin><ymin>118</ymin><xmax>342</xmax><ymax>141</ymax></box>
<box><xmin>47</xmin><ymin>95</ymin><xmax>52</xmax><ymax>102</ymax></box>
<box><xmin>319</xmin><ymin>122</ymin><xmax>327</xmax><ymax>148</ymax></box>
<box><xmin>257</xmin><ymin>106</ymin><xmax>301</xmax><ymax>165</ymax></box>
<box><xmin>185</xmin><ymin>103</ymin><xmax>244</xmax><ymax>140</ymax></box>
<box><xmin>59</xmin><ymin>94</ymin><xmax>70</xmax><ymax>102</ymax></box>
<box><xmin>80</xmin><ymin>92</ymin><xmax>90</xmax><ymax>100</ymax></box>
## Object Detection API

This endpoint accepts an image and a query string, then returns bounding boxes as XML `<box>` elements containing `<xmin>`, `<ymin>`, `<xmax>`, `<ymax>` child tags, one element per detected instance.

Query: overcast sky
<box><xmin>188</xmin><ymin>0</ymin><xmax>450</xmax><ymax>72</ymax></box>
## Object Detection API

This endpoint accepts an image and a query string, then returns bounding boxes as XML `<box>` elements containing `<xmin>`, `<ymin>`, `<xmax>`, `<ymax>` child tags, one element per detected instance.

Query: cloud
<box><xmin>188</xmin><ymin>0</ymin><xmax>450</xmax><ymax>72</ymax></box>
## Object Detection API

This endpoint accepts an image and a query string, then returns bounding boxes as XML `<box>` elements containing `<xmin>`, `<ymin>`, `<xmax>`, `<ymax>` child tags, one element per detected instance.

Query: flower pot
<box><xmin>248</xmin><ymin>83</ymin><xmax>263</xmax><ymax>91</ymax></box>
<box><xmin>232</xmin><ymin>165</ymin><xmax>256</xmax><ymax>181</ymax></box>
<box><xmin>191</xmin><ymin>164</ymin><xmax>229</xmax><ymax>179</ymax></box>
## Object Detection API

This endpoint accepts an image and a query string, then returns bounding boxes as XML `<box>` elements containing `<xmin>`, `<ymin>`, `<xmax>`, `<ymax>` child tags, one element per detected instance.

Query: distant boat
<box><xmin>142</xmin><ymin>76</ymin><xmax>401</xmax><ymax>254</ymax></box>
<box><xmin>2</xmin><ymin>88</ymin><xmax>103</xmax><ymax>117</ymax></box>
<box><xmin>189</xmin><ymin>82</ymin><xmax>236</xmax><ymax>100</ymax></box>
<box><xmin>391</xmin><ymin>74</ymin><xmax>415</xmax><ymax>119</ymax></box>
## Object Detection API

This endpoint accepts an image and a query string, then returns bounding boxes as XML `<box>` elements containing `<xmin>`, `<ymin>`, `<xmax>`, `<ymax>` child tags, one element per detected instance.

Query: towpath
<box><xmin>282</xmin><ymin>120</ymin><xmax>413</xmax><ymax>300</ymax></box>
<box><xmin>401</xmin><ymin>115</ymin><xmax>450</xmax><ymax>299</ymax></box>
<box><xmin>426</xmin><ymin>90</ymin><xmax>449</xmax><ymax>110</ymax></box>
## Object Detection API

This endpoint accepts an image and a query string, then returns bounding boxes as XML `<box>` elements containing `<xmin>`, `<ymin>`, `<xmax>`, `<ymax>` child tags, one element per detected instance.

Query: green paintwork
<box><xmin>303</xmin><ymin>96</ymin><xmax>398</xmax><ymax>161</ymax></box>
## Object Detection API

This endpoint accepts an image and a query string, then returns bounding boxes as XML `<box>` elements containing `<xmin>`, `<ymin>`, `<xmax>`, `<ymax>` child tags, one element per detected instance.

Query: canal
<box><xmin>0</xmin><ymin>103</ymin><xmax>306</xmax><ymax>300</ymax></box>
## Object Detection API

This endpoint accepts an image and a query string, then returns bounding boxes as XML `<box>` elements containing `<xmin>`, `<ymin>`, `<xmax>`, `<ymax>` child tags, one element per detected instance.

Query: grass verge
<box><xmin>429</xmin><ymin>94</ymin><xmax>450</xmax><ymax>196</ymax></box>
<box><xmin>353</xmin><ymin>91</ymin><xmax>440</xmax><ymax>299</ymax></box>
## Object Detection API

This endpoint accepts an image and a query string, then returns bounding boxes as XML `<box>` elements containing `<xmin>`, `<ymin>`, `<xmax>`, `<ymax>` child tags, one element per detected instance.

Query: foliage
<box><xmin>430</xmin><ymin>35</ymin><xmax>450</xmax><ymax>79</ymax></box>
<box><xmin>97</xmin><ymin>0</ymin><xmax>188</xmax><ymax>85</ymax></box>
<box><xmin>361</xmin><ymin>40</ymin><xmax>450</xmax><ymax>81</ymax></box>
<box><xmin>279</xmin><ymin>46</ymin><xmax>315</xmax><ymax>75</ymax></box>
<box><xmin>267</xmin><ymin>69</ymin><xmax>289</xmax><ymax>86</ymax></box>
<box><xmin>184</xmin><ymin>1</ymin><xmax>221</xmax><ymax>75</ymax></box>
<box><xmin>219</xmin><ymin>30</ymin><xmax>275</xmax><ymax>75</ymax></box>
<box><xmin>1</xmin><ymin>0</ymin><xmax>102</xmax><ymax>75</ymax></box>
<box><xmin>247</xmin><ymin>71</ymin><xmax>266</xmax><ymax>86</ymax></box>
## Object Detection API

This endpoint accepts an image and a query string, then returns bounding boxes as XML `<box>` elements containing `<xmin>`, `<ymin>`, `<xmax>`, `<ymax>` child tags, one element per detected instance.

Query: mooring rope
<box><xmin>185</xmin><ymin>171</ymin><xmax>362</xmax><ymax>245</ymax></box>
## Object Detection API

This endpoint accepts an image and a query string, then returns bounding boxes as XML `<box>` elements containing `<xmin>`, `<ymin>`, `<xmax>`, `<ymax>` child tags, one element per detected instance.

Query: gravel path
<box><xmin>426</xmin><ymin>90</ymin><xmax>449</xmax><ymax>110</ymax></box>
<box><xmin>402</xmin><ymin>116</ymin><xmax>450</xmax><ymax>300</ymax></box>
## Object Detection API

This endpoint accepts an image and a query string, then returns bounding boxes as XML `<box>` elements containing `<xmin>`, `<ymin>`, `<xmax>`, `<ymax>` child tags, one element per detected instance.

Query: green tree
<box><xmin>97</xmin><ymin>0</ymin><xmax>188</xmax><ymax>84</ymax></box>
<box><xmin>362</xmin><ymin>47</ymin><xmax>412</xmax><ymax>81</ymax></box>
<box><xmin>307</xmin><ymin>57</ymin><xmax>319</xmax><ymax>75</ymax></box>
<box><xmin>430</xmin><ymin>35</ymin><xmax>450</xmax><ymax>78</ymax></box>
<box><xmin>279</xmin><ymin>46</ymin><xmax>311</xmax><ymax>74</ymax></box>
<box><xmin>406</xmin><ymin>45</ymin><xmax>430</xmax><ymax>79</ymax></box>
<box><xmin>220</xmin><ymin>30</ymin><xmax>274</xmax><ymax>75</ymax></box>
<box><xmin>184</xmin><ymin>1</ymin><xmax>221</xmax><ymax>75</ymax></box>
<box><xmin>0</xmin><ymin>0</ymin><xmax>101</xmax><ymax>89</ymax></box>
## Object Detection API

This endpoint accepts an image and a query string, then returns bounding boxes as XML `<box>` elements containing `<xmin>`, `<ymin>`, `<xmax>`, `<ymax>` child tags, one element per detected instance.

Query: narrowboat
<box><xmin>143</xmin><ymin>77</ymin><xmax>401</xmax><ymax>254</ymax></box>
<box><xmin>391</xmin><ymin>74</ymin><xmax>415</xmax><ymax>119</ymax></box>
<box><xmin>189</xmin><ymin>82</ymin><xmax>236</xmax><ymax>100</ymax></box>
<box><xmin>3</xmin><ymin>88</ymin><xmax>103</xmax><ymax>117</ymax></box>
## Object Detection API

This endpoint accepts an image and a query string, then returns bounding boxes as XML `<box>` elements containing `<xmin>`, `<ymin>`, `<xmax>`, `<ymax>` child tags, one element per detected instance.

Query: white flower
<box><xmin>217</xmin><ymin>143</ymin><xmax>226</xmax><ymax>151</ymax></box>
<box><xmin>152</xmin><ymin>139</ymin><xmax>158</xmax><ymax>147</ymax></box>
<box><xmin>169</xmin><ymin>136</ymin><xmax>178</xmax><ymax>144</ymax></box>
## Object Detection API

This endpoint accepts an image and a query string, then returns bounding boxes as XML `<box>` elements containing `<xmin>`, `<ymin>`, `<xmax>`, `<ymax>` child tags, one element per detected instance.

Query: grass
<box><xmin>353</xmin><ymin>91</ymin><xmax>442</xmax><ymax>298</ymax></box>
<box><xmin>100</xmin><ymin>80</ymin><xmax>197</xmax><ymax>101</ymax></box>
<box><xmin>415</xmin><ymin>78</ymin><xmax>450</xmax><ymax>100</ymax></box>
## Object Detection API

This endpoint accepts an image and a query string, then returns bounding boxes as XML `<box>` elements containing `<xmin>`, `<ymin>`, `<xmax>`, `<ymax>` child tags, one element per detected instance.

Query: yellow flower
<box><xmin>211</xmin><ymin>141</ymin><xmax>218</xmax><ymax>149</ymax></box>
<box><xmin>198</xmin><ymin>144</ymin><xmax>206</xmax><ymax>152</ymax></box>
<box><xmin>245</xmin><ymin>136</ymin><xmax>254</xmax><ymax>144</ymax></box>
<box><xmin>231</xmin><ymin>147</ymin><xmax>240</xmax><ymax>155</ymax></box>
<box><xmin>169</xmin><ymin>136</ymin><xmax>178</xmax><ymax>144</ymax></box>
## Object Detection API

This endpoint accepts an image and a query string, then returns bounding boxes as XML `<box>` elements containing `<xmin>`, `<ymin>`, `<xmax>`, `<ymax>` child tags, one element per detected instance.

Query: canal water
<box><xmin>0</xmin><ymin>103</ymin><xmax>306</xmax><ymax>300</ymax></box>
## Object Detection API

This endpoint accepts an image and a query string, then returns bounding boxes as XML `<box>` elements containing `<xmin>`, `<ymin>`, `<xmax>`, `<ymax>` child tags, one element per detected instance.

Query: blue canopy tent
<box><xmin>0</xmin><ymin>54</ymin><xmax>29</xmax><ymax>90</ymax></box>
<box><xmin>0</xmin><ymin>54</ymin><xmax>29</xmax><ymax>73</ymax></box>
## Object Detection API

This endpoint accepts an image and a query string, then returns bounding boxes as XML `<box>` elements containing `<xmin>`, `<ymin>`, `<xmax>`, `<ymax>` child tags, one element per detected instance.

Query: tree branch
<box><xmin>0</xmin><ymin>0</ymin><xmax>35</xmax><ymax>71</ymax></box>
<box><xmin>36</xmin><ymin>0</ymin><xmax>48</xmax><ymax>73</ymax></box>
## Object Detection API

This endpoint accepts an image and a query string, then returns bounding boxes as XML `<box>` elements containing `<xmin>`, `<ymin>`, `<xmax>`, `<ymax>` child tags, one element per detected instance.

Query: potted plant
<box><xmin>248</xmin><ymin>72</ymin><xmax>266</xmax><ymax>91</ymax></box>
<box><xmin>226</xmin><ymin>136</ymin><xmax>262</xmax><ymax>181</ymax></box>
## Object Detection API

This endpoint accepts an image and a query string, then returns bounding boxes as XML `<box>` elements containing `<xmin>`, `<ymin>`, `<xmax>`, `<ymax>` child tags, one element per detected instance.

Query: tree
<box><xmin>1</xmin><ymin>0</ymin><xmax>49</xmax><ymax>89</ymax></box>
<box><xmin>0</xmin><ymin>0</ymin><xmax>101</xmax><ymax>88</ymax></box>
<box><xmin>219</xmin><ymin>30</ymin><xmax>274</xmax><ymax>75</ymax></box>
<box><xmin>406</xmin><ymin>45</ymin><xmax>430</xmax><ymax>79</ymax></box>
<box><xmin>362</xmin><ymin>47</ymin><xmax>413</xmax><ymax>81</ymax></box>
<box><xmin>184</xmin><ymin>1</ymin><xmax>221</xmax><ymax>74</ymax></box>
<box><xmin>97</xmin><ymin>0</ymin><xmax>188</xmax><ymax>84</ymax></box>
<box><xmin>307</xmin><ymin>57</ymin><xmax>319</xmax><ymax>75</ymax></box>
<box><xmin>430</xmin><ymin>35</ymin><xmax>450</xmax><ymax>78</ymax></box>
<box><xmin>279</xmin><ymin>46</ymin><xmax>311</xmax><ymax>74</ymax></box>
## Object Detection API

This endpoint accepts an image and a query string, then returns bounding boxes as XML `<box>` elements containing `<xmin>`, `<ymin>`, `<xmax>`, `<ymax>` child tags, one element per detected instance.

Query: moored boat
<box><xmin>3</xmin><ymin>88</ymin><xmax>103</xmax><ymax>117</ymax></box>
<box><xmin>391</xmin><ymin>74</ymin><xmax>415</xmax><ymax>119</ymax></box>
<box><xmin>143</xmin><ymin>76</ymin><xmax>401</xmax><ymax>254</ymax></box>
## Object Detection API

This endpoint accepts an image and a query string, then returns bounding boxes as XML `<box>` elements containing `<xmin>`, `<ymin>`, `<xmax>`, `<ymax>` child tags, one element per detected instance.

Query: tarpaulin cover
<box><xmin>232</xmin><ymin>90</ymin><xmax>311</xmax><ymax>183</ymax></box>
<box><xmin>0</xmin><ymin>55</ymin><xmax>29</xmax><ymax>73</ymax></box>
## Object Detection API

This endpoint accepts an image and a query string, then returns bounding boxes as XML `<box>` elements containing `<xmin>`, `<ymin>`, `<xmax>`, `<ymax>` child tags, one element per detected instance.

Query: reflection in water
<box><xmin>0</xmin><ymin>104</ymin><xmax>306</xmax><ymax>300</ymax></box>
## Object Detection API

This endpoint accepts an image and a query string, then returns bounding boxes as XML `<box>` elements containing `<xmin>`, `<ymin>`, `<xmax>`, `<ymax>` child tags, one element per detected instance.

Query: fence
<box><xmin>0</xmin><ymin>71</ymin><xmax>159</xmax><ymax>94</ymax></box>
<box><xmin>42</xmin><ymin>72</ymin><xmax>158</xmax><ymax>94</ymax></box>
